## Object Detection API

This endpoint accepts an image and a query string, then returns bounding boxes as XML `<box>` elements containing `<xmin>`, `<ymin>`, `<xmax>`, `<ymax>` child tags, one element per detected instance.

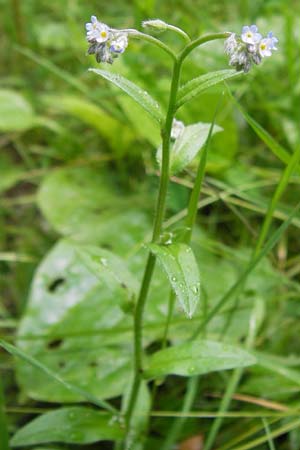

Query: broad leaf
<box><xmin>176</xmin><ymin>70</ymin><xmax>242</xmax><ymax>109</ymax></box>
<box><xmin>89</xmin><ymin>69</ymin><xmax>163</xmax><ymax>123</ymax></box>
<box><xmin>37</xmin><ymin>166</ymin><xmax>150</xmax><ymax>251</ymax></box>
<box><xmin>144</xmin><ymin>339</ymin><xmax>256</xmax><ymax>378</ymax></box>
<box><xmin>157</xmin><ymin>122</ymin><xmax>222</xmax><ymax>174</ymax></box>
<box><xmin>15</xmin><ymin>240</ymin><xmax>133</xmax><ymax>402</ymax></box>
<box><xmin>0</xmin><ymin>339</ymin><xmax>115</xmax><ymax>412</ymax></box>
<box><xmin>75</xmin><ymin>244</ymin><xmax>138</xmax><ymax>296</ymax></box>
<box><xmin>10</xmin><ymin>407</ymin><xmax>123</xmax><ymax>446</ymax></box>
<box><xmin>0</xmin><ymin>89</ymin><xmax>36</xmax><ymax>132</ymax></box>
<box><xmin>149</xmin><ymin>243</ymin><xmax>200</xmax><ymax>318</ymax></box>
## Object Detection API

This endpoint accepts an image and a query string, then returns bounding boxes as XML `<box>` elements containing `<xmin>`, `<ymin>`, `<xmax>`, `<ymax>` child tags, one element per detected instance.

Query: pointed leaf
<box><xmin>89</xmin><ymin>69</ymin><xmax>163</xmax><ymax>123</ymax></box>
<box><xmin>176</xmin><ymin>70</ymin><xmax>242</xmax><ymax>109</ymax></box>
<box><xmin>157</xmin><ymin>122</ymin><xmax>222</xmax><ymax>174</ymax></box>
<box><xmin>144</xmin><ymin>339</ymin><xmax>256</xmax><ymax>378</ymax></box>
<box><xmin>10</xmin><ymin>407</ymin><xmax>123</xmax><ymax>446</ymax></box>
<box><xmin>149</xmin><ymin>243</ymin><xmax>200</xmax><ymax>318</ymax></box>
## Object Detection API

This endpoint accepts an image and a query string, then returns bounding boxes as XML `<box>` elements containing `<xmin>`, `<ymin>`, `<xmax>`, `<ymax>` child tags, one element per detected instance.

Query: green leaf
<box><xmin>75</xmin><ymin>244</ymin><xmax>138</xmax><ymax>296</ymax></box>
<box><xmin>43</xmin><ymin>94</ymin><xmax>134</xmax><ymax>151</ymax></box>
<box><xmin>15</xmin><ymin>240</ymin><xmax>133</xmax><ymax>403</ymax></box>
<box><xmin>149</xmin><ymin>243</ymin><xmax>200</xmax><ymax>318</ymax></box>
<box><xmin>0</xmin><ymin>89</ymin><xmax>36</xmax><ymax>132</ymax></box>
<box><xmin>89</xmin><ymin>69</ymin><xmax>164</xmax><ymax>123</ymax></box>
<box><xmin>10</xmin><ymin>407</ymin><xmax>123</xmax><ymax>446</ymax></box>
<box><xmin>0</xmin><ymin>339</ymin><xmax>116</xmax><ymax>412</ymax></box>
<box><xmin>176</xmin><ymin>70</ymin><xmax>242</xmax><ymax>109</ymax></box>
<box><xmin>157</xmin><ymin>122</ymin><xmax>222</xmax><ymax>174</ymax></box>
<box><xmin>144</xmin><ymin>339</ymin><xmax>256</xmax><ymax>378</ymax></box>
<box><xmin>37</xmin><ymin>166</ymin><xmax>150</xmax><ymax>251</ymax></box>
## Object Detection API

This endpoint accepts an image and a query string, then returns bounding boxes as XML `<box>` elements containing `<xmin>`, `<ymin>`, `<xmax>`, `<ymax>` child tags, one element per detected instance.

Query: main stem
<box><xmin>124</xmin><ymin>58</ymin><xmax>182</xmax><ymax>433</ymax></box>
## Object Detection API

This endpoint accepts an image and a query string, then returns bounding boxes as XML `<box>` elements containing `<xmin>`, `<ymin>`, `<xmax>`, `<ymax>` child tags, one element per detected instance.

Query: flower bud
<box><xmin>142</xmin><ymin>19</ymin><xmax>168</xmax><ymax>32</ymax></box>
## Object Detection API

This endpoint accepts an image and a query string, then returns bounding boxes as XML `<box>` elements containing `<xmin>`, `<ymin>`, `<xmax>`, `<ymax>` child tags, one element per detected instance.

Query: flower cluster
<box><xmin>86</xmin><ymin>16</ymin><xmax>128</xmax><ymax>64</ymax></box>
<box><xmin>224</xmin><ymin>25</ymin><xmax>278</xmax><ymax>73</ymax></box>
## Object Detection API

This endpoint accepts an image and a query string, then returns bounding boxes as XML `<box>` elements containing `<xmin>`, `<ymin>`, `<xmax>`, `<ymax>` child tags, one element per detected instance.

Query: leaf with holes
<box><xmin>144</xmin><ymin>339</ymin><xmax>256</xmax><ymax>378</ymax></box>
<box><xmin>149</xmin><ymin>243</ymin><xmax>200</xmax><ymax>318</ymax></box>
<box><xmin>89</xmin><ymin>69</ymin><xmax>163</xmax><ymax>123</ymax></box>
<box><xmin>176</xmin><ymin>69</ymin><xmax>242</xmax><ymax>109</ymax></box>
<box><xmin>10</xmin><ymin>407</ymin><xmax>123</xmax><ymax>446</ymax></box>
<box><xmin>157</xmin><ymin>122</ymin><xmax>222</xmax><ymax>174</ymax></box>
<box><xmin>15</xmin><ymin>239</ymin><xmax>134</xmax><ymax>402</ymax></box>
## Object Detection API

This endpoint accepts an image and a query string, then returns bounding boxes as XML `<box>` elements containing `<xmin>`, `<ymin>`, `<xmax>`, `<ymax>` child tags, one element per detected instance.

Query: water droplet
<box><xmin>171</xmin><ymin>276</ymin><xmax>177</xmax><ymax>282</ymax></box>
<box><xmin>100</xmin><ymin>257</ymin><xmax>108</xmax><ymax>266</ymax></box>
<box><xmin>192</xmin><ymin>284</ymin><xmax>200</xmax><ymax>294</ymax></box>
<box><xmin>188</xmin><ymin>366</ymin><xmax>196</xmax><ymax>374</ymax></box>
<box><xmin>179</xmin><ymin>282</ymin><xmax>184</xmax><ymax>288</ymax></box>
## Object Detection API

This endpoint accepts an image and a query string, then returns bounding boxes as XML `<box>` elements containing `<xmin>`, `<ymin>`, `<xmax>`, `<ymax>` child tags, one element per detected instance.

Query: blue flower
<box><xmin>225</xmin><ymin>25</ymin><xmax>278</xmax><ymax>72</ymax></box>
<box><xmin>86</xmin><ymin>16</ymin><xmax>110</xmax><ymax>43</ymax></box>
<box><xmin>241</xmin><ymin>25</ymin><xmax>262</xmax><ymax>45</ymax></box>
<box><xmin>110</xmin><ymin>33</ymin><xmax>128</xmax><ymax>54</ymax></box>
<box><xmin>86</xmin><ymin>16</ymin><xmax>129</xmax><ymax>64</ymax></box>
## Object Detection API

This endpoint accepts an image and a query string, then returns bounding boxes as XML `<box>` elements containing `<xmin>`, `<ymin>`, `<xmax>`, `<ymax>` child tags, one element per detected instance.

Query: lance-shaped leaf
<box><xmin>144</xmin><ymin>339</ymin><xmax>256</xmax><ymax>378</ymax></box>
<box><xmin>10</xmin><ymin>407</ymin><xmax>123</xmax><ymax>446</ymax></box>
<box><xmin>149</xmin><ymin>243</ymin><xmax>200</xmax><ymax>318</ymax></box>
<box><xmin>157</xmin><ymin>122</ymin><xmax>222</xmax><ymax>174</ymax></box>
<box><xmin>176</xmin><ymin>69</ymin><xmax>242</xmax><ymax>109</ymax></box>
<box><xmin>89</xmin><ymin>69</ymin><xmax>164</xmax><ymax>123</ymax></box>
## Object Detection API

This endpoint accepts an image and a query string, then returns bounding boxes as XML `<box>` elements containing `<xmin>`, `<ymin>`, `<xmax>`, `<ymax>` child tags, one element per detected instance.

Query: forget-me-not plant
<box><xmin>84</xmin><ymin>15</ymin><xmax>279</xmax><ymax>450</ymax></box>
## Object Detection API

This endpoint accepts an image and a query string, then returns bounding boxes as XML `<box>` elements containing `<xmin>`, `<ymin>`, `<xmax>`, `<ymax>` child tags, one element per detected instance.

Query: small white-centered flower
<box><xmin>241</xmin><ymin>24</ymin><xmax>262</xmax><ymax>44</ymax></box>
<box><xmin>258</xmin><ymin>38</ymin><xmax>273</xmax><ymax>57</ymax></box>
<box><xmin>86</xmin><ymin>15</ymin><xmax>130</xmax><ymax>64</ymax></box>
<box><xmin>86</xmin><ymin>15</ymin><xmax>110</xmax><ymax>43</ymax></box>
<box><xmin>171</xmin><ymin>119</ymin><xmax>185</xmax><ymax>140</ymax></box>
<box><xmin>110</xmin><ymin>33</ymin><xmax>128</xmax><ymax>54</ymax></box>
<box><xmin>225</xmin><ymin>24</ymin><xmax>278</xmax><ymax>72</ymax></box>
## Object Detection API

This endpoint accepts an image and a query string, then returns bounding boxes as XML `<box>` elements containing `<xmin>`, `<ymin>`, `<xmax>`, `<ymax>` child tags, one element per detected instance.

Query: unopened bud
<box><xmin>142</xmin><ymin>19</ymin><xmax>168</xmax><ymax>32</ymax></box>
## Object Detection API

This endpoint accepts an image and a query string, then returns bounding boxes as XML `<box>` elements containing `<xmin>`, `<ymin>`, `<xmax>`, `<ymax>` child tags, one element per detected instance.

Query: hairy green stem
<box><xmin>125</xmin><ymin>29</ymin><xmax>177</xmax><ymax>61</ymax></box>
<box><xmin>179</xmin><ymin>32</ymin><xmax>230</xmax><ymax>62</ymax></box>
<box><xmin>159</xmin><ymin>106</ymin><xmax>221</xmax><ymax>450</ymax></box>
<box><xmin>165</xmin><ymin>24</ymin><xmax>191</xmax><ymax>43</ymax></box>
<box><xmin>123</xmin><ymin>32</ymin><xmax>233</xmax><ymax>448</ymax></box>
<box><xmin>123</xmin><ymin>58</ymin><xmax>182</xmax><ymax>441</ymax></box>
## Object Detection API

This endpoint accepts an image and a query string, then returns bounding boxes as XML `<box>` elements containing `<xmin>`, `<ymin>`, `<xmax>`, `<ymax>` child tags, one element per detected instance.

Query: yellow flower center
<box><xmin>260</xmin><ymin>43</ymin><xmax>266</xmax><ymax>50</ymax></box>
<box><xmin>247</xmin><ymin>32</ymin><xmax>252</xmax><ymax>38</ymax></box>
<box><xmin>101</xmin><ymin>31</ymin><xmax>107</xmax><ymax>38</ymax></box>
